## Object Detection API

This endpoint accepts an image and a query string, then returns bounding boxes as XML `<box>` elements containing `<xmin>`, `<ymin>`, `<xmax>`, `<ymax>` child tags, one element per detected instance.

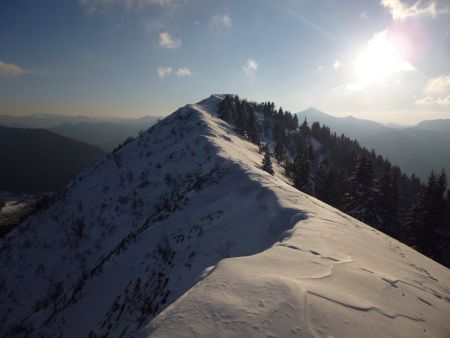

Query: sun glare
<box><xmin>353</xmin><ymin>30</ymin><xmax>414</xmax><ymax>85</ymax></box>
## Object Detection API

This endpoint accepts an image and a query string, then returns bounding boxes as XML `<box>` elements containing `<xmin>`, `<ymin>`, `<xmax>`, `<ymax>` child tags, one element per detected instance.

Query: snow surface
<box><xmin>0</xmin><ymin>95</ymin><xmax>449</xmax><ymax>337</ymax></box>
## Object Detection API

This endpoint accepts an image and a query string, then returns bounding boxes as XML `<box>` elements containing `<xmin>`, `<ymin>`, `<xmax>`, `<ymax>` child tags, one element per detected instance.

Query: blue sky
<box><xmin>1</xmin><ymin>0</ymin><xmax>449</xmax><ymax>124</ymax></box>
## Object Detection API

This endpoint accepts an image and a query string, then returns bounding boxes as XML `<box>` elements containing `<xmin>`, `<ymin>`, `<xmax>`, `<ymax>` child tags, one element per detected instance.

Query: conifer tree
<box><xmin>443</xmin><ymin>188</ymin><xmax>450</xmax><ymax>265</ymax></box>
<box><xmin>390</xmin><ymin>167</ymin><xmax>400</xmax><ymax>234</ymax></box>
<box><xmin>315</xmin><ymin>158</ymin><xmax>331</xmax><ymax>202</ymax></box>
<box><xmin>219</xmin><ymin>95</ymin><xmax>234</xmax><ymax>123</ymax></box>
<box><xmin>263</xmin><ymin>102</ymin><xmax>274</xmax><ymax>136</ymax></box>
<box><xmin>293</xmin><ymin>114</ymin><xmax>299</xmax><ymax>130</ymax></box>
<box><xmin>300</xmin><ymin>118</ymin><xmax>311</xmax><ymax>138</ymax></box>
<box><xmin>293</xmin><ymin>148</ymin><xmax>312</xmax><ymax>193</ymax></box>
<box><xmin>376</xmin><ymin>162</ymin><xmax>399</xmax><ymax>235</ymax></box>
<box><xmin>246</xmin><ymin>108</ymin><xmax>259</xmax><ymax>144</ymax></box>
<box><xmin>405</xmin><ymin>170</ymin><xmax>447</xmax><ymax>261</ymax></box>
<box><xmin>235</xmin><ymin>101</ymin><xmax>248</xmax><ymax>135</ymax></box>
<box><xmin>344</xmin><ymin>155</ymin><xmax>378</xmax><ymax>225</ymax></box>
<box><xmin>262</xmin><ymin>146</ymin><xmax>274</xmax><ymax>175</ymax></box>
<box><xmin>434</xmin><ymin>171</ymin><xmax>449</xmax><ymax>262</ymax></box>
<box><xmin>274</xmin><ymin>140</ymin><xmax>286</xmax><ymax>162</ymax></box>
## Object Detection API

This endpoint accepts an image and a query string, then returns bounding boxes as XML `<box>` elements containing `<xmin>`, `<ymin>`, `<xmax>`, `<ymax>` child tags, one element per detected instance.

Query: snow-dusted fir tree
<box><xmin>274</xmin><ymin>140</ymin><xmax>286</xmax><ymax>162</ymax></box>
<box><xmin>375</xmin><ymin>162</ymin><xmax>399</xmax><ymax>236</ymax></box>
<box><xmin>344</xmin><ymin>155</ymin><xmax>378</xmax><ymax>225</ymax></box>
<box><xmin>219</xmin><ymin>95</ymin><xmax>233</xmax><ymax>123</ymax></box>
<box><xmin>262</xmin><ymin>146</ymin><xmax>274</xmax><ymax>175</ymax></box>
<box><xmin>405</xmin><ymin>170</ymin><xmax>449</xmax><ymax>264</ymax></box>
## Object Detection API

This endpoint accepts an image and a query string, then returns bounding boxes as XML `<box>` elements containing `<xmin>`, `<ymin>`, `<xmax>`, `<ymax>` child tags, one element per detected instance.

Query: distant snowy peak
<box><xmin>0</xmin><ymin>95</ymin><xmax>449</xmax><ymax>338</ymax></box>
<box><xmin>298</xmin><ymin>107</ymin><xmax>386</xmax><ymax>126</ymax></box>
<box><xmin>301</xmin><ymin>107</ymin><xmax>328</xmax><ymax>116</ymax></box>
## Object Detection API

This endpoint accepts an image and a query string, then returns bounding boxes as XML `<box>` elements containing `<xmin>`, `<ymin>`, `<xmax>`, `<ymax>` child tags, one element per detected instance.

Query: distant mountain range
<box><xmin>49</xmin><ymin>119</ymin><xmax>160</xmax><ymax>152</ymax></box>
<box><xmin>297</xmin><ymin>108</ymin><xmax>450</xmax><ymax>180</ymax></box>
<box><xmin>2</xmin><ymin>110</ymin><xmax>448</xmax><ymax>185</ymax></box>
<box><xmin>297</xmin><ymin>108</ymin><xmax>390</xmax><ymax>140</ymax></box>
<box><xmin>416</xmin><ymin>119</ymin><xmax>450</xmax><ymax>133</ymax></box>
<box><xmin>0</xmin><ymin>114</ymin><xmax>161</xmax><ymax>151</ymax></box>
<box><xmin>0</xmin><ymin>126</ymin><xmax>106</xmax><ymax>193</ymax></box>
<box><xmin>0</xmin><ymin>113</ymin><xmax>101</xmax><ymax>129</ymax></box>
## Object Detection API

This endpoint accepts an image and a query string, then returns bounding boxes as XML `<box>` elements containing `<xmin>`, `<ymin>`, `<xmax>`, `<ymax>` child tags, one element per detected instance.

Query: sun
<box><xmin>353</xmin><ymin>30</ymin><xmax>414</xmax><ymax>85</ymax></box>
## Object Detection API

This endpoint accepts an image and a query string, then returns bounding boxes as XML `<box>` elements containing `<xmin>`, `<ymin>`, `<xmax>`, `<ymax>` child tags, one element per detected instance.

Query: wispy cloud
<box><xmin>0</xmin><ymin>60</ymin><xmax>47</xmax><ymax>78</ymax></box>
<box><xmin>159</xmin><ymin>32</ymin><xmax>181</xmax><ymax>49</ymax></box>
<box><xmin>415</xmin><ymin>96</ymin><xmax>435</xmax><ymax>105</ymax></box>
<box><xmin>157</xmin><ymin>66</ymin><xmax>172</xmax><ymax>78</ymax></box>
<box><xmin>380</xmin><ymin>0</ymin><xmax>447</xmax><ymax>21</ymax></box>
<box><xmin>435</xmin><ymin>95</ymin><xmax>450</xmax><ymax>105</ymax></box>
<box><xmin>157</xmin><ymin>66</ymin><xmax>191</xmax><ymax>78</ymax></box>
<box><xmin>333</xmin><ymin>60</ymin><xmax>342</xmax><ymax>69</ymax></box>
<box><xmin>209</xmin><ymin>14</ymin><xmax>232</xmax><ymax>28</ymax></box>
<box><xmin>416</xmin><ymin>95</ymin><xmax>450</xmax><ymax>105</ymax></box>
<box><xmin>0</xmin><ymin>60</ymin><xmax>24</xmax><ymax>78</ymax></box>
<box><xmin>425</xmin><ymin>74</ymin><xmax>450</xmax><ymax>93</ymax></box>
<box><xmin>175</xmin><ymin>66</ymin><xmax>192</xmax><ymax>78</ymax></box>
<box><xmin>416</xmin><ymin>73</ymin><xmax>450</xmax><ymax>105</ymax></box>
<box><xmin>79</xmin><ymin>0</ymin><xmax>185</xmax><ymax>14</ymax></box>
<box><xmin>242</xmin><ymin>58</ymin><xmax>258</xmax><ymax>75</ymax></box>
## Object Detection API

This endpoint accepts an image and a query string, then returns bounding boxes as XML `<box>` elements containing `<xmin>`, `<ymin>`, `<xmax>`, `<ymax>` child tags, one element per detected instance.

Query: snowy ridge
<box><xmin>1</xmin><ymin>95</ymin><xmax>449</xmax><ymax>337</ymax></box>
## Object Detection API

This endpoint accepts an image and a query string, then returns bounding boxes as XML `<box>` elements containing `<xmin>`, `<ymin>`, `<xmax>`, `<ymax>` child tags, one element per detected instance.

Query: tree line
<box><xmin>219</xmin><ymin>94</ymin><xmax>450</xmax><ymax>267</ymax></box>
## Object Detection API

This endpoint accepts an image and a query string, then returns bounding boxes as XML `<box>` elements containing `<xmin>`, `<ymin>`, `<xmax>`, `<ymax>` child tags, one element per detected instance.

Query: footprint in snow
<box><xmin>417</xmin><ymin>297</ymin><xmax>433</xmax><ymax>307</ymax></box>
<box><xmin>360</xmin><ymin>267</ymin><xmax>374</xmax><ymax>274</ymax></box>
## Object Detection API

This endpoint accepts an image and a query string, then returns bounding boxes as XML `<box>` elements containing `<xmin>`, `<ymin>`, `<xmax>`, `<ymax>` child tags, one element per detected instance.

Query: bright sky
<box><xmin>1</xmin><ymin>0</ymin><xmax>449</xmax><ymax>124</ymax></box>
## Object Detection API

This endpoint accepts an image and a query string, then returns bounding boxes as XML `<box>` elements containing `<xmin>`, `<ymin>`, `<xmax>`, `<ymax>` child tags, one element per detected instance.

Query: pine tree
<box><xmin>284</xmin><ymin>159</ymin><xmax>294</xmax><ymax>178</ymax></box>
<box><xmin>235</xmin><ymin>101</ymin><xmax>249</xmax><ymax>135</ymax></box>
<box><xmin>300</xmin><ymin>118</ymin><xmax>311</xmax><ymax>138</ymax></box>
<box><xmin>316</xmin><ymin>158</ymin><xmax>331</xmax><ymax>203</ymax></box>
<box><xmin>219</xmin><ymin>95</ymin><xmax>233</xmax><ymax>123</ymax></box>
<box><xmin>401</xmin><ymin>199</ymin><xmax>422</xmax><ymax>246</ymax></box>
<box><xmin>306</xmin><ymin>144</ymin><xmax>315</xmax><ymax>163</ymax></box>
<box><xmin>390</xmin><ymin>167</ymin><xmax>400</xmax><ymax>234</ymax></box>
<box><xmin>443</xmin><ymin>188</ymin><xmax>450</xmax><ymax>266</ymax></box>
<box><xmin>407</xmin><ymin>170</ymin><xmax>447</xmax><ymax>261</ymax></box>
<box><xmin>293</xmin><ymin>148</ymin><xmax>312</xmax><ymax>193</ymax></box>
<box><xmin>376</xmin><ymin>162</ymin><xmax>399</xmax><ymax>235</ymax></box>
<box><xmin>433</xmin><ymin>171</ymin><xmax>448</xmax><ymax>262</ymax></box>
<box><xmin>344</xmin><ymin>155</ymin><xmax>378</xmax><ymax>225</ymax></box>
<box><xmin>274</xmin><ymin>140</ymin><xmax>286</xmax><ymax>162</ymax></box>
<box><xmin>232</xmin><ymin>95</ymin><xmax>241</xmax><ymax>123</ymax></box>
<box><xmin>262</xmin><ymin>146</ymin><xmax>274</xmax><ymax>175</ymax></box>
<box><xmin>246</xmin><ymin>107</ymin><xmax>259</xmax><ymax>144</ymax></box>
<box><xmin>293</xmin><ymin>114</ymin><xmax>299</xmax><ymax>130</ymax></box>
<box><xmin>272</xmin><ymin>109</ymin><xmax>286</xmax><ymax>145</ymax></box>
<box><xmin>263</xmin><ymin>102</ymin><xmax>274</xmax><ymax>136</ymax></box>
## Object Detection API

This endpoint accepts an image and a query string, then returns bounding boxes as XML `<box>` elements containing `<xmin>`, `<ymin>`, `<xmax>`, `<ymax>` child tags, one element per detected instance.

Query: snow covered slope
<box><xmin>1</xmin><ymin>95</ymin><xmax>449</xmax><ymax>337</ymax></box>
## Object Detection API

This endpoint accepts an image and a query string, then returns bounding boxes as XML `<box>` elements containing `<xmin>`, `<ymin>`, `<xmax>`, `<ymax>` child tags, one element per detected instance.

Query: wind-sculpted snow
<box><xmin>147</xmin><ymin>201</ymin><xmax>450</xmax><ymax>338</ymax></box>
<box><xmin>0</xmin><ymin>95</ymin><xmax>449</xmax><ymax>338</ymax></box>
